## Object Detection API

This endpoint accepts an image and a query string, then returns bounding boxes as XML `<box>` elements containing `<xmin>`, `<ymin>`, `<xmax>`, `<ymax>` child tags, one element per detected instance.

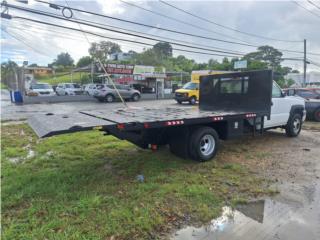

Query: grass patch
<box><xmin>37</xmin><ymin>72</ymin><xmax>87</xmax><ymax>85</ymax></box>
<box><xmin>1</xmin><ymin>82</ymin><xmax>8</xmax><ymax>89</ymax></box>
<box><xmin>1</xmin><ymin>124</ymin><xmax>275</xmax><ymax>239</ymax></box>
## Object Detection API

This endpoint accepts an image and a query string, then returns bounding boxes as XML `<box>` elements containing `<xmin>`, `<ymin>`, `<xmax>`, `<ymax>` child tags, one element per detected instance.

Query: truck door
<box><xmin>264</xmin><ymin>83</ymin><xmax>291</xmax><ymax>128</ymax></box>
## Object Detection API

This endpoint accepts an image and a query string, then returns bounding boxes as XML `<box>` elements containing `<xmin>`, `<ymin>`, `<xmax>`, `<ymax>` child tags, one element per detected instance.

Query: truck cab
<box><xmin>264</xmin><ymin>81</ymin><xmax>306</xmax><ymax>129</ymax></box>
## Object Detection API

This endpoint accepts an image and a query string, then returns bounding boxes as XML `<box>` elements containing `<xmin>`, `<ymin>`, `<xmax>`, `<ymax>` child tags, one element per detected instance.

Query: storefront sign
<box><xmin>134</xmin><ymin>65</ymin><xmax>155</xmax><ymax>74</ymax></box>
<box><xmin>95</xmin><ymin>63</ymin><xmax>134</xmax><ymax>74</ymax></box>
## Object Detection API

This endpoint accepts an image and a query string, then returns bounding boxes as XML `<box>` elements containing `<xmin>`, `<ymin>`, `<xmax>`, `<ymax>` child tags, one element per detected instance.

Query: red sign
<box><xmin>106</xmin><ymin>63</ymin><xmax>134</xmax><ymax>74</ymax></box>
<box><xmin>115</xmin><ymin>76</ymin><xmax>134</xmax><ymax>84</ymax></box>
<box><xmin>95</xmin><ymin>63</ymin><xmax>134</xmax><ymax>74</ymax></box>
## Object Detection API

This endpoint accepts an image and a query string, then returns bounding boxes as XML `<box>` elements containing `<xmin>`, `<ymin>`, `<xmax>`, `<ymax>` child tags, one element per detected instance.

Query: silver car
<box><xmin>94</xmin><ymin>84</ymin><xmax>141</xmax><ymax>103</ymax></box>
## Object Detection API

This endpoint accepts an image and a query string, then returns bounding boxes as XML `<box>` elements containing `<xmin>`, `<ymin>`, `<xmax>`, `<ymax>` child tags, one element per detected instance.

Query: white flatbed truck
<box><xmin>28</xmin><ymin>70</ymin><xmax>306</xmax><ymax>161</ymax></box>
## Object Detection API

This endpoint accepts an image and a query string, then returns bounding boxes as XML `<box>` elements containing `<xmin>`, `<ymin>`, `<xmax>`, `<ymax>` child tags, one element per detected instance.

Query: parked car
<box><xmin>285</xmin><ymin>87</ymin><xmax>320</xmax><ymax>121</ymax></box>
<box><xmin>284</xmin><ymin>88</ymin><xmax>320</xmax><ymax>100</ymax></box>
<box><xmin>131</xmin><ymin>84</ymin><xmax>155</xmax><ymax>93</ymax></box>
<box><xmin>26</xmin><ymin>83</ymin><xmax>55</xmax><ymax>96</ymax></box>
<box><xmin>83</xmin><ymin>83</ymin><xmax>104</xmax><ymax>96</ymax></box>
<box><xmin>56</xmin><ymin>83</ymin><xmax>83</xmax><ymax>96</ymax></box>
<box><xmin>94</xmin><ymin>84</ymin><xmax>141</xmax><ymax>102</ymax></box>
<box><xmin>174</xmin><ymin>82</ymin><xmax>199</xmax><ymax>105</ymax></box>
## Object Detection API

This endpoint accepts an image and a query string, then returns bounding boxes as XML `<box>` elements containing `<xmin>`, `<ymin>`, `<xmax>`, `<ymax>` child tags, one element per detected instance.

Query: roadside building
<box><xmin>95</xmin><ymin>63</ymin><xmax>170</xmax><ymax>97</ymax></box>
<box><xmin>24</xmin><ymin>66</ymin><xmax>53</xmax><ymax>76</ymax></box>
<box><xmin>285</xmin><ymin>71</ymin><xmax>320</xmax><ymax>86</ymax></box>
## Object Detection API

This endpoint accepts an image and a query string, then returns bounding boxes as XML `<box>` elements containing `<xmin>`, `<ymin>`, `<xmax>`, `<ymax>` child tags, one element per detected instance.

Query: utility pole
<box><xmin>303</xmin><ymin>39</ymin><xmax>307</xmax><ymax>87</ymax></box>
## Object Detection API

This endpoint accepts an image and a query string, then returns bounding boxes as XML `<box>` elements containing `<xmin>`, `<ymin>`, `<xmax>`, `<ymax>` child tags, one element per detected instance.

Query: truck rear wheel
<box><xmin>189</xmin><ymin>127</ymin><xmax>219</xmax><ymax>161</ymax></box>
<box><xmin>285</xmin><ymin>113</ymin><xmax>302</xmax><ymax>137</ymax></box>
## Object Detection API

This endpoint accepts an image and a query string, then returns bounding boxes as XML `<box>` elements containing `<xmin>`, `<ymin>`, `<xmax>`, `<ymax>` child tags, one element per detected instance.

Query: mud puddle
<box><xmin>172</xmin><ymin>190</ymin><xmax>320</xmax><ymax>240</ymax></box>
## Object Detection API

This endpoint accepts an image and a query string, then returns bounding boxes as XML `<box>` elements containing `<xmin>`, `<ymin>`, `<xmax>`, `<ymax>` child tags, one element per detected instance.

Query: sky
<box><xmin>1</xmin><ymin>0</ymin><xmax>320</xmax><ymax>72</ymax></box>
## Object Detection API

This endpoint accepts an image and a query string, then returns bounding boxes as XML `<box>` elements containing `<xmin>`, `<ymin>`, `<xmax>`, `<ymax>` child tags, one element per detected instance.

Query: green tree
<box><xmin>76</xmin><ymin>56</ymin><xmax>92</xmax><ymax>68</ymax></box>
<box><xmin>1</xmin><ymin>60</ymin><xmax>19</xmax><ymax>88</ymax></box>
<box><xmin>244</xmin><ymin>45</ymin><xmax>283</xmax><ymax>69</ymax></box>
<box><xmin>153</xmin><ymin>42</ymin><xmax>173</xmax><ymax>58</ymax></box>
<box><xmin>89</xmin><ymin>41</ymin><xmax>121</xmax><ymax>61</ymax></box>
<box><xmin>28</xmin><ymin>63</ymin><xmax>38</xmax><ymax>67</ymax></box>
<box><xmin>53</xmin><ymin>52</ymin><xmax>74</xmax><ymax>66</ymax></box>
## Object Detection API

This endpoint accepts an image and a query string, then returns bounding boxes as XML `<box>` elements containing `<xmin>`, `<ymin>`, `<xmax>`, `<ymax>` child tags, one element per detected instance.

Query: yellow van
<box><xmin>174</xmin><ymin>70</ymin><xmax>228</xmax><ymax>105</ymax></box>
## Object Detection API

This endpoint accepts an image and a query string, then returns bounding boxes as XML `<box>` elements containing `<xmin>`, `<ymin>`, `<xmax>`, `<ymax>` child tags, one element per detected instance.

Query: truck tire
<box><xmin>189</xmin><ymin>127</ymin><xmax>219</xmax><ymax>161</ymax></box>
<box><xmin>285</xmin><ymin>113</ymin><xmax>302</xmax><ymax>137</ymax></box>
<box><xmin>177</xmin><ymin>100</ymin><xmax>182</xmax><ymax>104</ymax></box>
<box><xmin>314</xmin><ymin>108</ymin><xmax>320</xmax><ymax>122</ymax></box>
<box><xmin>189</xmin><ymin>96</ymin><xmax>197</xmax><ymax>105</ymax></box>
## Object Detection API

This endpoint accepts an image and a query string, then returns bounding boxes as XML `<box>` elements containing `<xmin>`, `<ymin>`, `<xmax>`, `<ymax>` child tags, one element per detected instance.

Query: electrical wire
<box><xmin>119</xmin><ymin>0</ymin><xmax>251</xmax><ymax>44</ymax></box>
<box><xmin>6</xmin><ymin>4</ymin><xmax>247</xmax><ymax>55</ymax></box>
<box><xmin>292</xmin><ymin>0</ymin><xmax>320</xmax><ymax>19</ymax></box>
<box><xmin>1</xmin><ymin>27</ymin><xmax>53</xmax><ymax>57</ymax></box>
<box><xmin>64</xmin><ymin>0</ymin><xmax>128</xmax><ymax>107</ymax></box>
<box><xmin>307</xmin><ymin>0</ymin><xmax>320</xmax><ymax>11</ymax></box>
<box><xmin>12</xmin><ymin>16</ymin><xmax>241</xmax><ymax>59</ymax></box>
<box><xmin>19</xmin><ymin>1</ymin><xmax>320</xmax><ymax>56</ymax></box>
<box><xmin>159</xmin><ymin>0</ymin><xmax>302</xmax><ymax>43</ymax></box>
<box><xmin>7</xmin><ymin>4</ymin><xmax>254</xmax><ymax>52</ymax></box>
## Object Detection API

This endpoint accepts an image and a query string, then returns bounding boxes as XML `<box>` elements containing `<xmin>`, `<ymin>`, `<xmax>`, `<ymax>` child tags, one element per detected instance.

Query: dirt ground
<box><xmin>173</xmin><ymin>121</ymin><xmax>320</xmax><ymax>240</ymax></box>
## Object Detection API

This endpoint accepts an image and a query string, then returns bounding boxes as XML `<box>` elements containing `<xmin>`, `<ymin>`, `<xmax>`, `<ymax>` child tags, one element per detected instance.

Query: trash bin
<box><xmin>10</xmin><ymin>90</ymin><xmax>23</xmax><ymax>103</ymax></box>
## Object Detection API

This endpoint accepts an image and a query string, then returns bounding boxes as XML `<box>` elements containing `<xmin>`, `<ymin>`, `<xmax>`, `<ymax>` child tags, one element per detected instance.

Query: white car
<box><xmin>56</xmin><ymin>83</ymin><xmax>83</xmax><ymax>96</ymax></box>
<box><xmin>27</xmin><ymin>83</ymin><xmax>55</xmax><ymax>96</ymax></box>
<box><xmin>83</xmin><ymin>83</ymin><xmax>104</xmax><ymax>96</ymax></box>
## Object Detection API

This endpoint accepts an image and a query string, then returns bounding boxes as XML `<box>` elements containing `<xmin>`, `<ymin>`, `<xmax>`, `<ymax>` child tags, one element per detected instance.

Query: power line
<box><xmin>31</xmin><ymin>1</ymin><xmax>320</xmax><ymax>56</ymax></box>
<box><xmin>4</xmin><ymin>3</ymin><xmax>245</xmax><ymax>56</ymax></box>
<box><xmin>159</xmin><ymin>0</ymin><xmax>302</xmax><ymax>43</ymax></box>
<box><xmin>1</xmin><ymin>27</ymin><xmax>53</xmax><ymax>58</ymax></box>
<box><xmin>119</xmin><ymin>0</ymin><xmax>251</xmax><ymax>44</ymax></box>
<box><xmin>6</xmin><ymin>2</ymin><xmax>320</xmax><ymax>56</ymax></box>
<box><xmin>11</xmin><ymin>16</ymin><xmax>240</xmax><ymax>58</ymax></box>
<box><xmin>292</xmin><ymin>0</ymin><xmax>320</xmax><ymax>19</ymax></box>
<box><xmin>31</xmin><ymin>0</ymin><xmax>255</xmax><ymax>47</ymax></box>
<box><xmin>6</xmin><ymin>4</ymin><xmax>247</xmax><ymax>55</ymax></box>
<box><xmin>307</xmin><ymin>59</ymin><xmax>320</xmax><ymax>68</ymax></box>
<box><xmin>307</xmin><ymin>0</ymin><xmax>320</xmax><ymax>11</ymax></box>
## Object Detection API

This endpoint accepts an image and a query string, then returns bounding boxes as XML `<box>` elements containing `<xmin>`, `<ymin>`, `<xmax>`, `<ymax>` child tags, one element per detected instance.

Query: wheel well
<box><xmin>105</xmin><ymin>93</ymin><xmax>115</xmax><ymax>98</ymax></box>
<box><xmin>290</xmin><ymin>105</ymin><xmax>304</xmax><ymax>118</ymax></box>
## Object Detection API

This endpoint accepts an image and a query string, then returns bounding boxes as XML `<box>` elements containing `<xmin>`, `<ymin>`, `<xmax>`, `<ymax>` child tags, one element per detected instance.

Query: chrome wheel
<box><xmin>199</xmin><ymin>134</ymin><xmax>215</xmax><ymax>157</ymax></box>
<box><xmin>293</xmin><ymin>118</ymin><xmax>301</xmax><ymax>134</ymax></box>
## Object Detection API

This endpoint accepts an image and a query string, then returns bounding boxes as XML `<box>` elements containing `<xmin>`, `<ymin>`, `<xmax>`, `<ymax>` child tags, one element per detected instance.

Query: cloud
<box><xmin>96</xmin><ymin>0</ymin><xmax>125</xmax><ymax>15</ymax></box>
<box><xmin>1</xmin><ymin>0</ymin><xmax>319</xmax><ymax>71</ymax></box>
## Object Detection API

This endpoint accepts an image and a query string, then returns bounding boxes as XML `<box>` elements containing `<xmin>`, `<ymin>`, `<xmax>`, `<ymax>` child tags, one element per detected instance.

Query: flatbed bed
<box><xmin>29</xmin><ymin>107</ymin><xmax>258</xmax><ymax>138</ymax></box>
<box><xmin>28</xmin><ymin>70</ymin><xmax>277</xmax><ymax>161</ymax></box>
